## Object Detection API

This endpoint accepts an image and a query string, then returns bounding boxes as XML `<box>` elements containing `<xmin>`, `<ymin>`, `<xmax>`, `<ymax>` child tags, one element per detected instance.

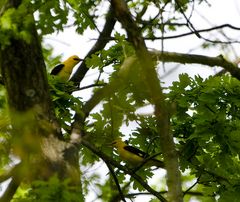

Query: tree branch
<box><xmin>0</xmin><ymin>163</ymin><xmax>24</xmax><ymax>202</ymax></box>
<box><xmin>105</xmin><ymin>162</ymin><xmax>127</xmax><ymax>202</ymax></box>
<box><xmin>174</xmin><ymin>0</ymin><xmax>239</xmax><ymax>44</ymax></box>
<box><xmin>126</xmin><ymin>190</ymin><xmax>204</xmax><ymax>198</ymax></box>
<box><xmin>102</xmin><ymin>23</ymin><xmax>240</xmax><ymax>43</ymax></box>
<box><xmin>0</xmin><ymin>176</ymin><xmax>21</xmax><ymax>202</ymax></box>
<box><xmin>150</xmin><ymin>50</ymin><xmax>240</xmax><ymax>80</ymax></box>
<box><xmin>0</xmin><ymin>163</ymin><xmax>22</xmax><ymax>183</ymax></box>
<box><xmin>70</xmin><ymin>6</ymin><xmax>116</xmax><ymax>84</ymax></box>
<box><xmin>110</xmin><ymin>1</ymin><xmax>182</xmax><ymax>201</ymax></box>
<box><xmin>183</xmin><ymin>176</ymin><xmax>200</xmax><ymax>197</ymax></box>
<box><xmin>175</xmin><ymin>0</ymin><xmax>201</xmax><ymax>39</ymax></box>
<box><xmin>145</xmin><ymin>23</ymin><xmax>240</xmax><ymax>43</ymax></box>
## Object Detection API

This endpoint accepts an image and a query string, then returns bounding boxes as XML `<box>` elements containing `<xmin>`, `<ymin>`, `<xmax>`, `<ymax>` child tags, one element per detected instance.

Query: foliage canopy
<box><xmin>1</xmin><ymin>0</ymin><xmax>240</xmax><ymax>202</ymax></box>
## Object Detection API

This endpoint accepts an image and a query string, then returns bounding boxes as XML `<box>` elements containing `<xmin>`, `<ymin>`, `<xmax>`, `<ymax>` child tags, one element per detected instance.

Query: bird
<box><xmin>111</xmin><ymin>138</ymin><xmax>165</xmax><ymax>168</ymax></box>
<box><xmin>50</xmin><ymin>55</ymin><xmax>83</xmax><ymax>81</ymax></box>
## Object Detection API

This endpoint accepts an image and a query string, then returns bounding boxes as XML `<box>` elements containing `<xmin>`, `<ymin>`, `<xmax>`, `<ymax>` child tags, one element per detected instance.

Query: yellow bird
<box><xmin>112</xmin><ymin>138</ymin><xmax>165</xmax><ymax>168</ymax></box>
<box><xmin>50</xmin><ymin>55</ymin><xmax>83</xmax><ymax>81</ymax></box>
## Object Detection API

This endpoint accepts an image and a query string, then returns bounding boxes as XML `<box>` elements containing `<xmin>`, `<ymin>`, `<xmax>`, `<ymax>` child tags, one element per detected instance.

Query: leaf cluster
<box><xmin>0</xmin><ymin>0</ymin><xmax>34</xmax><ymax>47</ymax></box>
<box><xmin>33</xmin><ymin>0</ymin><xmax>69</xmax><ymax>35</ymax></box>
<box><xmin>169</xmin><ymin>74</ymin><xmax>240</xmax><ymax>200</ymax></box>
<box><xmin>49</xmin><ymin>77</ymin><xmax>83</xmax><ymax>136</ymax></box>
<box><xmin>66</xmin><ymin>0</ymin><xmax>103</xmax><ymax>34</ymax></box>
<box><xmin>12</xmin><ymin>175</ymin><xmax>81</xmax><ymax>202</ymax></box>
<box><xmin>0</xmin><ymin>0</ymin><xmax>238</xmax><ymax>201</ymax></box>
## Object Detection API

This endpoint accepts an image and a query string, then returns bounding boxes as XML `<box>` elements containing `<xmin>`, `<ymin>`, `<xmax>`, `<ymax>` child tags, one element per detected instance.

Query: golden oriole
<box><xmin>50</xmin><ymin>55</ymin><xmax>83</xmax><ymax>81</ymax></box>
<box><xmin>112</xmin><ymin>138</ymin><xmax>165</xmax><ymax>168</ymax></box>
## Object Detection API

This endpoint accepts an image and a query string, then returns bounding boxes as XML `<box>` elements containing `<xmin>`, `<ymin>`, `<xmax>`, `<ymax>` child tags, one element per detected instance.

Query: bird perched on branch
<box><xmin>50</xmin><ymin>55</ymin><xmax>83</xmax><ymax>81</ymax></box>
<box><xmin>112</xmin><ymin>138</ymin><xmax>165</xmax><ymax>168</ymax></box>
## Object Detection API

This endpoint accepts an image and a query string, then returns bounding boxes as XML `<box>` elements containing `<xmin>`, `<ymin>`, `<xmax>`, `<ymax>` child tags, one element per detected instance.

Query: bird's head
<box><xmin>66</xmin><ymin>55</ymin><xmax>83</xmax><ymax>66</ymax></box>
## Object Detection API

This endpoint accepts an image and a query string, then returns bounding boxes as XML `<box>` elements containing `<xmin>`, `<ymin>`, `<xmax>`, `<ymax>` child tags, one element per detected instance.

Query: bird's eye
<box><xmin>73</xmin><ymin>58</ymin><xmax>80</xmax><ymax>61</ymax></box>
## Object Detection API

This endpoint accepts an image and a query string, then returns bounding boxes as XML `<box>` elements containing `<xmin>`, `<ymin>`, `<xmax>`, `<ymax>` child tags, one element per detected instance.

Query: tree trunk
<box><xmin>0</xmin><ymin>0</ymin><xmax>83</xmax><ymax>201</ymax></box>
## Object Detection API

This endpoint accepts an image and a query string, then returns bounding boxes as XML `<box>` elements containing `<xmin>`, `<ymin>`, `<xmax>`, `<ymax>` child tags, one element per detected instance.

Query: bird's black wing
<box><xmin>124</xmin><ymin>145</ymin><xmax>165</xmax><ymax>168</ymax></box>
<box><xmin>124</xmin><ymin>145</ymin><xmax>149</xmax><ymax>158</ymax></box>
<box><xmin>50</xmin><ymin>64</ymin><xmax>64</xmax><ymax>75</ymax></box>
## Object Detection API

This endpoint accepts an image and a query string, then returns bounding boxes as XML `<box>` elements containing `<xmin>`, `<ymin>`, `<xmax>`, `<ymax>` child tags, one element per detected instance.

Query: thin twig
<box><xmin>105</xmin><ymin>161</ymin><xmax>127</xmax><ymax>202</ymax></box>
<box><xmin>78</xmin><ymin>83</ymin><xmax>106</xmax><ymax>91</ymax></box>
<box><xmin>183</xmin><ymin>176</ymin><xmax>200</xmax><ymax>197</ymax></box>
<box><xmin>102</xmin><ymin>24</ymin><xmax>240</xmax><ymax>43</ymax></box>
<box><xmin>175</xmin><ymin>0</ymin><xmax>201</xmax><ymax>38</ymax></box>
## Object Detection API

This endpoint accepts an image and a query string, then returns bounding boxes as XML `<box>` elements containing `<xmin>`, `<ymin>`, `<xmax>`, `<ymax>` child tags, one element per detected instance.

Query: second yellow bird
<box><xmin>50</xmin><ymin>55</ymin><xmax>83</xmax><ymax>81</ymax></box>
<box><xmin>112</xmin><ymin>138</ymin><xmax>165</xmax><ymax>168</ymax></box>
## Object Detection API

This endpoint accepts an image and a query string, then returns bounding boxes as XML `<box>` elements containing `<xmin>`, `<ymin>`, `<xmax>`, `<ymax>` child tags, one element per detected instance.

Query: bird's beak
<box><xmin>73</xmin><ymin>58</ymin><xmax>84</xmax><ymax>62</ymax></box>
